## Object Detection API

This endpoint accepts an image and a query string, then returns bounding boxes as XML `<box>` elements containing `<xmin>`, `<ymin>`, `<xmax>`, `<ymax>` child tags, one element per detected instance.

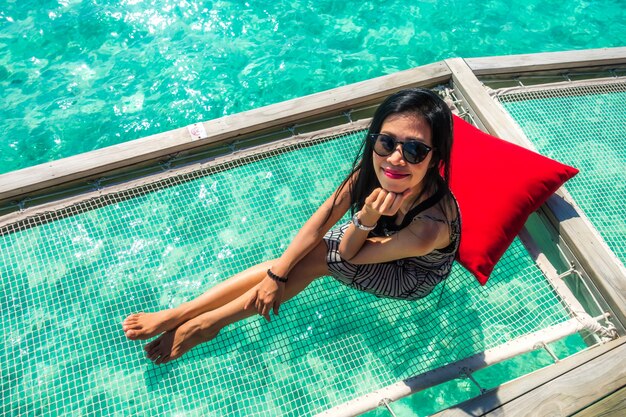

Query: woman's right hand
<box><xmin>244</xmin><ymin>275</ymin><xmax>285</xmax><ymax>322</ymax></box>
<box><xmin>363</xmin><ymin>188</ymin><xmax>408</xmax><ymax>218</ymax></box>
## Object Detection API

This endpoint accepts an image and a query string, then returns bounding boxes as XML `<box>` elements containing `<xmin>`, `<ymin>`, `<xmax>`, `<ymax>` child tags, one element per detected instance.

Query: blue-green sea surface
<box><xmin>1</xmin><ymin>0</ymin><xmax>625</xmax><ymax>174</ymax></box>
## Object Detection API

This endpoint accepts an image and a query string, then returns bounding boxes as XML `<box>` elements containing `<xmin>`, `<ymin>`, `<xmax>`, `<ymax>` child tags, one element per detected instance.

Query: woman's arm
<box><xmin>338</xmin><ymin>188</ymin><xmax>448</xmax><ymax>264</ymax></box>
<box><xmin>337</xmin><ymin>187</ymin><xmax>406</xmax><ymax>260</ymax></box>
<box><xmin>244</xmin><ymin>176</ymin><xmax>353</xmax><ymax>320</ymax></box>
<box><xmin>345</xmin><ymin>218</ymin><xmax>447</xmax><ymax>264</ymax></box>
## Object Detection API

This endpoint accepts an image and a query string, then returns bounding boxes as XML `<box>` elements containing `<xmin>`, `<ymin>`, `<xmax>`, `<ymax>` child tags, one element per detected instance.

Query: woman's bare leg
<box><xmin>144</xmin><ymin>241</ymin><xmax>329</xmax><ymax>364</ymax></box>
<box><xmin>123</xmin><ymin>260</ymin><xmax>275</xmax><ymax>340</ymax></box>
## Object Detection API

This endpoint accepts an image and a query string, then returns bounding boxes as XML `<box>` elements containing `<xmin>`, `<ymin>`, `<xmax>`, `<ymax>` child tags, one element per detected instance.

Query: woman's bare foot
<box><xmin>143</xmin><ymin>317</ymin><xmax>220</xmax><ymax>364</ymax></box>
<box><xmin>122</xmin><ymin>310</ymin><xmax>182</xmax><ymax>340</ymax></box>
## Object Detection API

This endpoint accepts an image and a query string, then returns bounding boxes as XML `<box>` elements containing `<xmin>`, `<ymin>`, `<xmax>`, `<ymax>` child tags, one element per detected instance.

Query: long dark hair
<box><xmin>339</xmin><ymin>88</ymin><xmax>453</xmax><ymax>217</ymax></box>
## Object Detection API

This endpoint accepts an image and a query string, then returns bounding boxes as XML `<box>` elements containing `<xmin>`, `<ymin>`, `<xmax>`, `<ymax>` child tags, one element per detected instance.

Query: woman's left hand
<box><xmin>244</xmin><ymin>276</ymin><xmax>285</xmax><ymax>322</ymax></box>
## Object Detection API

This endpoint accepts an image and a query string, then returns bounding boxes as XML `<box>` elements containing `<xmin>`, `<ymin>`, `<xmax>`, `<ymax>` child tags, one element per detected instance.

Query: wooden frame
<box><xmin>2</xmin><ymin>43</ymin><xmax>625</xmax><ymax>339</ymax></box>
<box><xmin>0</xmin><ymin>119</ymin><xmax>371</xmax><ymax>228</ymax></box>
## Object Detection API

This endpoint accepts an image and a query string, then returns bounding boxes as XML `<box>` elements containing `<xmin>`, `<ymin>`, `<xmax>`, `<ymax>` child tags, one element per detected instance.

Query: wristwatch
<box><xmin>352</xmin><ymin>212</ymin><xmax>377</xmax><ymax>231</ymax></box>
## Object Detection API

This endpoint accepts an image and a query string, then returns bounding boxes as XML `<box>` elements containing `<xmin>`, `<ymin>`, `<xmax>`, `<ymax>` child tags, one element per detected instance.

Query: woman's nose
<box><xmin>387</xmin><ymin>145</ymin><xmax>405</xmax><ymax>164</ymax></box>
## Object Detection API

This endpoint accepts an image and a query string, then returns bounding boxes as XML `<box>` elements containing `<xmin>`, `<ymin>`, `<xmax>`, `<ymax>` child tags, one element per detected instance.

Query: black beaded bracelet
<box><xmin>267</xmin><ymin>269</ymin><xmax>288</xmax><ymax>283</ymax></box>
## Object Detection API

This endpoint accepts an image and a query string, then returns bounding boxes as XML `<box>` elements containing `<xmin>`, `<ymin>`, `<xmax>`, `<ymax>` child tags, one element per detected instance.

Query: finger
<box><xmin>372</xmin><ymin>189</ymin><xmax>388</xmax><ymax>210</ymax></box>
<box><xmin>376</xmin><ymin>191</ymin><xmax>397</xmax><ymax>215</ymax></box>
<box><xmin>273</xmin><ymin>301</ymin><xmax>281</xmax><ymax>316</ymax></box>
<box><xmin>387</xmin><ymin>192</ymin><xmax>406</xmax><ymax>214</ymax></box>
<box><xmin>365</xmin><ymin>188</ymin><xmax>382</xmax><ymax>204</ymax></box>
<box><xmin>381</xmin><ymin>191</ymin><xmax>397</xmax><ymax>212</ymax></box>
<box><xmin>261</xmin><ymin>304</ymin><xmax>271</xmax><ymax>322</ymax></box>
<box><xmin>244</xmin><ymin>291</ymin><xmax>257</xmax><ymax>310</ymax></box>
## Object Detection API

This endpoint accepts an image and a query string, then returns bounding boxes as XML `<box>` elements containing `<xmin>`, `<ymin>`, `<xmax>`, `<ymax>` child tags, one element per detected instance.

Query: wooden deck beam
<box><xmin>466</xmin><ymin>47</ymin><xmax>626</xmax><ymax>76</ymax></box>
<box><xmin>572</xmin><ymin>386</ymin><xmax>626</xmax><ymax>417</ymax></box>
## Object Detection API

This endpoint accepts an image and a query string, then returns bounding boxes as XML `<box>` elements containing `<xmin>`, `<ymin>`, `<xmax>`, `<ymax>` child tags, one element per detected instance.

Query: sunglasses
<box><xmin>369</xmin><ymin>133</ymin><xmax>433</xmax><ymax>164</ymax></box>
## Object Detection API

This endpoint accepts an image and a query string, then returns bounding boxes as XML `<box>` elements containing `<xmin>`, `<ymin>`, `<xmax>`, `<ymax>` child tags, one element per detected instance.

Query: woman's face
<box><xmin>372</xmin><ymin>112</ymin><xmax>434</xmax><ymax>196</ymax></box>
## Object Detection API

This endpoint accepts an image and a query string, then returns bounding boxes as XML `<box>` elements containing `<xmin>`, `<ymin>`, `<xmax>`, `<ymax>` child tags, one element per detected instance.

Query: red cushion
<box><xmin>450</xmin><ymin>115</ymin><xmax>578</xmax><ymax>285</ymax></box>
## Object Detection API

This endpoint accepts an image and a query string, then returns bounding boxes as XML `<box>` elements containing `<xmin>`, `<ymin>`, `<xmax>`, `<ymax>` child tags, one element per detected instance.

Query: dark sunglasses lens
<box><xmin>374</xmin><ymin>135</ymin><xmax>395</xmax><ymax>155</ymax></box>
<box><xmin>403</xmin><ymin>141</ymin><xmax>430</xmax><ymax>163</ymax></box>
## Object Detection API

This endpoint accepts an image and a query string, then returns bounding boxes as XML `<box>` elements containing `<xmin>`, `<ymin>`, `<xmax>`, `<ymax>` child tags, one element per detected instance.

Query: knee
<box><xmin>292</xmin><ymin>241</ymin><xmax>328</xmax><ymax>279</ymax></box>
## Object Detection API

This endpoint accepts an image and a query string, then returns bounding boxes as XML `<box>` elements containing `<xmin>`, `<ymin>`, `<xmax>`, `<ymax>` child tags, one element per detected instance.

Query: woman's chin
<box><xmin>380</xmin><ymin>183</ymin><xmax>409</xmax><ymax>194</ymax></box>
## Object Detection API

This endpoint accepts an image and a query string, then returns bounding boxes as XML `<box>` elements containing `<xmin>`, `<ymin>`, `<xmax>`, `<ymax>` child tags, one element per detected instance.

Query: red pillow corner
<box><xmin>449</xmin><ymin>115</ymin><xmax>578</xmax><ymax>285</ymax></box>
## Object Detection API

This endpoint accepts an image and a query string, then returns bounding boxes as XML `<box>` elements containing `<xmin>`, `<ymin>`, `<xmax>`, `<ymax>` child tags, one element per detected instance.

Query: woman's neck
<box><xmin>399</xmin><ymin>180</ymin><xmax>436</xmax><ymax>215</ymax></box>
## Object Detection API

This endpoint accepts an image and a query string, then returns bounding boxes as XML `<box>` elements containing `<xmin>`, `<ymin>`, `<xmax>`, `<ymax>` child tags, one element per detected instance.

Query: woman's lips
<box><xmin>383</xmin><ymin>168</ymin><xmax>409</xmax><ymax>179</ymax></box>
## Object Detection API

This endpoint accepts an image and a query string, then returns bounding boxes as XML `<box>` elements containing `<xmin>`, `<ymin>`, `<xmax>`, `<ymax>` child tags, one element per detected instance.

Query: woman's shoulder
<box><xmin>440</xmin><ymin>189</ymin><xmax>460</xmax><ymax>222</ymax></box>
<box><xmin>407</xmin><ymin>191</ymin><xmax>459</xmax><ymax>251</ymax></box>
<box><xmin>413</xmin><ymin>185</ymin><xmax>458</xmax><ymax>223</ymax></box>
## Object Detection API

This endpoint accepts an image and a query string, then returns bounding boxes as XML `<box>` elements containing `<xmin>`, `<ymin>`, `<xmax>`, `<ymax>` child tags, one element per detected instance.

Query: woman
<box><xmin>122</xmin><ymin>88</ymin><xmax>460</xmax><ymax>364</ymax></box>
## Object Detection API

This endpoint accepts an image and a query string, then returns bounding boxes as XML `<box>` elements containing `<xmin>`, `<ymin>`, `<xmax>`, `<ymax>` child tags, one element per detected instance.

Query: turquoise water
<box><xmin>1</xmin><ymin>0</ymin><xmax>625</xmax><ymax>174</ymax></box>
<box><xmin>0</xmin><ymin>132</ymin><xmax>582</xmax><ymax>416</ymax></box>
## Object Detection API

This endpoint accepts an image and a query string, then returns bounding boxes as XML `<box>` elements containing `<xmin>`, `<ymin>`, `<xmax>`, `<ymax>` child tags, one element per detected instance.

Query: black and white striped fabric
<box><xmin>324</xmin><ymin>195</ymin><xmax>461</xmax><ymax>301</ymax></box>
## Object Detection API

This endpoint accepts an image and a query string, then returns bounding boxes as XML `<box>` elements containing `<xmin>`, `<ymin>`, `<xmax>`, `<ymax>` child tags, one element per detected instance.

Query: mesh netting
<box><xmin>0</xmin><ymin>130</ymin><xmax>571</xmax><ymax>416</ymax></box>
<box><xmin>497</xmin><ymin>81</ymin><xmax>626</xmax><ymax>268</ymax></box>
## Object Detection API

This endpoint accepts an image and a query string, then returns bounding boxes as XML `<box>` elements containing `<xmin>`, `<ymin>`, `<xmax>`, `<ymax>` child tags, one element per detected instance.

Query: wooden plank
<box><xmin>431</xmin><ymin>338</ymin><xmax>626</xmax><ymax>417</ymax></box>
<box><xmin>0</xmin><ymin>62</ymin><xmax>450</xmax><ymax>205</ymax></box>
<box><xmin>0</xmin><ymin>127</ymin><xmax>189</xmax><ymax>202</ymax></box>
<box><xmin>486</xmin><ymin>340</ymin><xmax>626</xmax><ymax>417</ymax></box>
<box><xmin>445</xmin><ymin>57</ymin><xmax>626</xmax><ymax>329</ymax></box>
<box><xmin>572</xmin><ymin>386</ymin><xmax>626</xmax><ymax>417</ymax></box>
<box><xmin>465</xmin><ymin>47</ymin><xmax>626</xmax><ymax>76</ymax></box>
